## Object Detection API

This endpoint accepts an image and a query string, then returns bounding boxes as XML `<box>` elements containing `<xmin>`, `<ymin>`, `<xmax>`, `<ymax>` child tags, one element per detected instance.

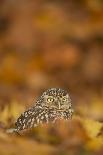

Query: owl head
<box><xmin>38</xmin><ymin>88</ymin><xmax>72</xmax><ymax>110</ymax></box>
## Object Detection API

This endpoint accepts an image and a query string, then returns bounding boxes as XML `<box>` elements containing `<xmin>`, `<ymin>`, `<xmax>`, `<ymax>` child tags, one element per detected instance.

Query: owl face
<box><xmin>41</xmin><ymin>88</ymin><xmax>71</xmax><ymax>110</ymax></box>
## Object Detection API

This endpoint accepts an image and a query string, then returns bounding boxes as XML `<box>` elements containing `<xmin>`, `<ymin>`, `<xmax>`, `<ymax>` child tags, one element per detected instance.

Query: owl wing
<box><xmin>15</xmin><ymin>106</ymin><xmax>58</xmax><ymax>131</ymax></box>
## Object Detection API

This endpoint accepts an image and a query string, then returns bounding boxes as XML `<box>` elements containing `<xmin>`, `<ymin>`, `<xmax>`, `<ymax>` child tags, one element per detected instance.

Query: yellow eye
<box><xmin>47</xmin><ymin>97</ymin><xmax>54</xmax><ymax>102</ymax></box>
<box><xmin>62</xmin><ymin>97</ymin><xmax>67</xmax><ymax>102</ymax></box>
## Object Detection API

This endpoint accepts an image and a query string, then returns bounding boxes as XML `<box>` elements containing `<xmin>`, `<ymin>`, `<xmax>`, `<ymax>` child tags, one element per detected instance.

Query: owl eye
<box><xmin>47</xmin><ymin>97</ymin><xmax>54</xmax><ymax>102</ymax></box>
<box><xmin>62</xmin><ymin>97</ymin><xmax>67</xmax><ymax>102</ymax></box>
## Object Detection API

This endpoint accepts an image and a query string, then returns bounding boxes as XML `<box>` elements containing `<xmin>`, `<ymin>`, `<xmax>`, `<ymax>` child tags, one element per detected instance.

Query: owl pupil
<box><xmin>47</xmin><ymin>97</ymin><xmax>54</xmax><ymax>102</ymax></box>
<box><xmin>63</xmin><ymin>98</ymin><xmax>66</xmax><ymax>101</ymax></box>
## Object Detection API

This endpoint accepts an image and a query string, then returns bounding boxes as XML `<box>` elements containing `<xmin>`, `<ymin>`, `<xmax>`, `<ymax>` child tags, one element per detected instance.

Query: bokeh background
<box><xmin>0</xmin><ymin>1</ymin><xmax>103</xmax><ymax>155</ymax></box>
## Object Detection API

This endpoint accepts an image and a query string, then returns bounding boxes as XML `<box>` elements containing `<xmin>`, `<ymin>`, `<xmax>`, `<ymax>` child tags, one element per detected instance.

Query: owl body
<box><xmin>15</xmin><ymin>88</ymin><xmax>73</xmax><ymax>131</ymax></box>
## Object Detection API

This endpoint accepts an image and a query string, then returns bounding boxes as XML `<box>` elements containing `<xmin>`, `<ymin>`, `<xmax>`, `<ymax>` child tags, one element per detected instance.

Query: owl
<box><xmin>15</xmin><ymin>88</ymin><xmax>74</xmax><ymax>131</ymax></box>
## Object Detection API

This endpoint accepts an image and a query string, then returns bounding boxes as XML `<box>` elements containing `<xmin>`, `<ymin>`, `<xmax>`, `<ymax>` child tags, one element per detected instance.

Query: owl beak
<box><xmin>58</xmin><ymin>102</ymin><xmax>61</xmax><ymax>109</ymax></box>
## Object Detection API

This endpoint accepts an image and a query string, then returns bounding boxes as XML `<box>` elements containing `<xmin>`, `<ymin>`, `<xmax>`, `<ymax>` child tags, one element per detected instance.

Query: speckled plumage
<box><xmin>15</xmin><ymin>88</ymin><xmax>74</xmax><ymax>131</ymax></box>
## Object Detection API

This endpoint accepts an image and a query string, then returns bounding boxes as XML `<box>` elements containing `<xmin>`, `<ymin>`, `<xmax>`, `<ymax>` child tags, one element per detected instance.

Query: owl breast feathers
<box><xmin>15</xmin><ymin>88</ymin><xmax>74</xmax><ymax>131</ymax></box>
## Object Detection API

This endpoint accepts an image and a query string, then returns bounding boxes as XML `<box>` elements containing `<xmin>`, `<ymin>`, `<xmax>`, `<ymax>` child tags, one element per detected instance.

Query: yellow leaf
<box><xmin>9</xmin><ymin>101</ymin><xmax>25</xmax><ymax>120</ymax></box>
<box><xmin>82</xmin><ymin>119</ymin><xmax>103</xmax><ymax>138</ymax></box>
<box><xmin>86</xmin><ymin>136</ymin><xmax>103</xmax><ymax>151</ymax></box>
<box><xmin>0</xmin><ymin>105</ymin><xmax>9</xmax><ymax>125</ymax></box>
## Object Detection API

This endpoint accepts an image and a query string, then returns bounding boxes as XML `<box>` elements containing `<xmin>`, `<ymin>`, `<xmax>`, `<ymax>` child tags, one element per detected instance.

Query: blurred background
<box><xmin>0</xmin><ymin>0</ymin><xmax>103</xmax><ymax>155</ymax></box>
